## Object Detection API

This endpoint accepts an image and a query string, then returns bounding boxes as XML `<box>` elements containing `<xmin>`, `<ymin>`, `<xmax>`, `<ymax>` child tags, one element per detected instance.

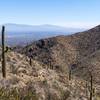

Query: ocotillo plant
<box><xmin>1</xmin><ymin>26</ymin><xmax>6</xmax><ymax>78</ymax></box>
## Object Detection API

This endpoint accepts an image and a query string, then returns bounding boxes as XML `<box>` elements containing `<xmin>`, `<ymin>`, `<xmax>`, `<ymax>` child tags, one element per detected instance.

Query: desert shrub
<box><xmin>10</xmin><ymin>64</ymin><xmax>18</xmax><ymax>74</ymax></box>
<box><xmin>0</xmin><ymin>87</ymin><xmax>38</xmax><ymax>100</ymax></box>
<box><xmin>61</xmin><ymin>90</ymin><xmax>70</xmax><ymax>100</ymax></box>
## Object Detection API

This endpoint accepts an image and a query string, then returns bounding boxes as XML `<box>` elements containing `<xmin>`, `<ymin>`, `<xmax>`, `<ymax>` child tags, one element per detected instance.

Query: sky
<box><xmin>0</xmin><ymin>0</ymin><xmax>100</xmax><ymax>28</ymax></box>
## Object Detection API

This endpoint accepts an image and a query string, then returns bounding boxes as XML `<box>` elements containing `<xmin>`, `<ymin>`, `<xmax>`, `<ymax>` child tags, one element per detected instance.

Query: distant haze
<box><xmin>0</xmin><ymin>23</ymin><xmax>87</xmax><ymax>46</ymax></box>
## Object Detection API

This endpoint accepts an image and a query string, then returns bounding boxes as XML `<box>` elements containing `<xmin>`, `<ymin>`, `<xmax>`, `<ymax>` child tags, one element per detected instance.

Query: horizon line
<box><xmin>0</xmin><ymin>22</ymin><xmax>99</xmax><ymax>29</ymax></box>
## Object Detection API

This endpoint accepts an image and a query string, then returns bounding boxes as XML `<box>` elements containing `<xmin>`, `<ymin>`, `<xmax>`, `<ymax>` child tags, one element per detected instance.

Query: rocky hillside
<box><xmin>0</xmin><ymin>25</ymin><xmax>100</xmax><ymax>99</ymax></box>
<box><xmin>0</xmin><ymin>50</ymin><xmax>97</xmax><ymax>100</ymax></box>
<box><xmin>19</xmin><ymin>25</ymin><xmax>100</xmax><ymax>82</ymax></box>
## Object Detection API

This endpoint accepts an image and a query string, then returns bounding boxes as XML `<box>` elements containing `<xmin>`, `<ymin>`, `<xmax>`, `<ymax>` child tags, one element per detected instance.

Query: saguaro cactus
<box><xmin>29</xmin><ymin>48</ymin><xmax>33</xmax><ymax>66</ymax></box>
<box><xmin>68</xmin><ymin>65</ymin><xmax>72</xmax><ymax>80</ymax></box>
<box><xmin>29</xmin><ymin>57</ymin><xmax>32</xmax><ymax>66</ymax></box>
<box><xmin>1</xmin><ymin>26</ymin><xmax>6</xmax><ymax>78</ymax></box>
<box><xmin>90</xmin><ymin>74</ymin><xmax>93</xmax><ymax>100</ymax></box>
<box><xmin>69</xmin><ymin>67</ymin><xmax>71</xmax><ymax>80</ymax></box>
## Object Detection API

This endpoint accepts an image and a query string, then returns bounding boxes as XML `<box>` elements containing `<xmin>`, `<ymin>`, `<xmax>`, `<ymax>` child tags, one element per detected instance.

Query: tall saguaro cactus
<box><xmin>29</xmin><ymin>58</ymin><xmax>32</xmax><ymax>66</ymax></box>
<box><xmin>29</xmin><ymin>48</ymin><xmax>33</xmax><ymax>66</ymax></box>
<box><xmin>1</xmin><ymin>26</ymin><xmax>6</xmax><ymax>78</ymax></box>
<box><xmin>68</xmin><ymin>66</ymin><xmax>71</xmax><ymax>80</ymax></box>
<box><xmin>90</xmin><ymin>74</ymin><xmax>93</xmax><ymax>100</ymax></box>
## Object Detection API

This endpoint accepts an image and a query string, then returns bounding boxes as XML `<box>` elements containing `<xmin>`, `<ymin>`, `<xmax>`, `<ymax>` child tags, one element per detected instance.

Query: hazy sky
<box><xmin>0</xmin><ymin>0</ymin><xmax>100</xmax><ymax>28</ymax></box>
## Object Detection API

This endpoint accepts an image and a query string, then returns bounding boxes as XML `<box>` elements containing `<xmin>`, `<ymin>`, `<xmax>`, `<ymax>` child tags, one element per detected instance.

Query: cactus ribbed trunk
<box><xmin>1</xmin><ymin>26</ymin><xmax>6</xmax><ymax>78</ymax></box>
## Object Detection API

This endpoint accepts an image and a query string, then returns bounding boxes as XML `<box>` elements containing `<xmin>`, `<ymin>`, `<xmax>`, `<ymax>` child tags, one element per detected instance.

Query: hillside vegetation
<box><xmin>1</xmin><ymin>25</ymin><xmax>100</xmax><ymax>99</ymax></box>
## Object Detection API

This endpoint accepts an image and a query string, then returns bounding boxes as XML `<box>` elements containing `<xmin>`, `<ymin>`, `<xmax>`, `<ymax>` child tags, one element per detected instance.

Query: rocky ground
<box><xmin>0</xmin><ymin>50</ymin><xmax>100</xmax><ymax>100</ymax></box>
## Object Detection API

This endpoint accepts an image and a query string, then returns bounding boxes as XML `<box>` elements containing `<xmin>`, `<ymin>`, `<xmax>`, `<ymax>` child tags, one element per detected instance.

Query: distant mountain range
<box><xmin>0</xmin><ymin>23</ymin><xmax>87</xmax><ymax>46</ymax></box>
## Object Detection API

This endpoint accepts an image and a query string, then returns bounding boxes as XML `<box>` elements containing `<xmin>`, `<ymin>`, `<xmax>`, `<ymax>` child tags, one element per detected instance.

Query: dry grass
<box><xmin>0</xmin><ymin>87</ymin><xmax>38</xmax><ymax>100</ymax></box>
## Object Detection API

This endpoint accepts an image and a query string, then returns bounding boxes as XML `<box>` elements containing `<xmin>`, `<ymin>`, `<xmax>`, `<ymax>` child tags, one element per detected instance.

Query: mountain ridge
<box><xmin>18</xmin><ymin>24</ymin><xmax>100</xmax><ymax>84</ymax></box>
<box><xmin>0</xmin><ymin>23</ymin><xmax>86</xmax><ymax>33</ymax></box>
<box><xmin>0</xmin><ymin>23</ymin><xmax>88</xmax><ymax>46</ymax></box>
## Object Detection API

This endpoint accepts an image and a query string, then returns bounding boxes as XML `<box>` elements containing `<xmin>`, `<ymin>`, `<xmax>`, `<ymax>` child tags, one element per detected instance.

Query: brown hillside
<box><xmin>19</xmin><ymin>25</ymin><xmax>100</xmax><ymax>84</ymax></box>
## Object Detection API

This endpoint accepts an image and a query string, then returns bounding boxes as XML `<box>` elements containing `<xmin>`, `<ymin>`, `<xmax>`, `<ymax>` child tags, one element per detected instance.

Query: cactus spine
<box><xmin>1</xmin><ymin>26</ymin><xmax>6</xmax><ymax>78</ymax></box>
